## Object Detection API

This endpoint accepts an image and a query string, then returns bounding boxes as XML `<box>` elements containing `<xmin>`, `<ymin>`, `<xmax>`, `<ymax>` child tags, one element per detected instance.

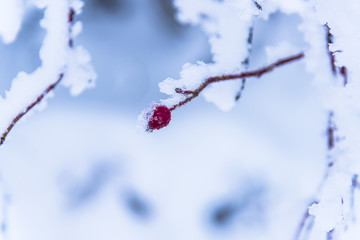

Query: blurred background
<box><xmin>0</xmin><ymin>0</ymin><xmax>329</xmax><ymax>239</ymax></box>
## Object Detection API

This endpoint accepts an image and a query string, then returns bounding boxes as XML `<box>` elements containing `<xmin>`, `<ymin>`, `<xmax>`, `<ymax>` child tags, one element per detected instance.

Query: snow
<box><xmin>265</xmin><ymin>41</ymin><xmax>300</xmax><ymax>64</ymax></box>
<box><xmin>314</xmin><ymin>0</ymin><xmax>360</xmax><ymax>81</ymax></box>
<box><xmin>0</xmin><ymin>0</ymin><xmax>24</xmax><ymax>44</ymax></box>
<box><xmin>62</xmin><ymin>45</ymin><xmax>96</xmax><ymax>96</ymax></box>
<box><xmin>0</xmin><ymin>104</ymin><xmax>324</xmax><ymax>240</ymax></box>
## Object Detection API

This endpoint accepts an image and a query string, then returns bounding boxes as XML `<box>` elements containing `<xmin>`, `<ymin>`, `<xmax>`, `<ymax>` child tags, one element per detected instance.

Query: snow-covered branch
<box><xmin>0</xmin><ymin>0</ymin><xmax>96</xmax><ymax>146</ymax></box>
<box><xmin>0</xmin><ymin>73</ymin><xmax>64</xmax><ymax>145</ymax></box>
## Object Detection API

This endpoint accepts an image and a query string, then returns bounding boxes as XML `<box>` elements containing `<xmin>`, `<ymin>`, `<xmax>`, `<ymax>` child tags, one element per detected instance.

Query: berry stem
<box><xmin>169</xmin><ymin>52</ymin><xmax>304</xmax><ymax>111</ymax></box>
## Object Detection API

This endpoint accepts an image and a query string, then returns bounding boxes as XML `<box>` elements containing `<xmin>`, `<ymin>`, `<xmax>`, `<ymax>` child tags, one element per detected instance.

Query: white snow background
<box><xmin>0</xmin><ymin>0</ymin><xmax>357</xmax><ymax>239</ymax></box>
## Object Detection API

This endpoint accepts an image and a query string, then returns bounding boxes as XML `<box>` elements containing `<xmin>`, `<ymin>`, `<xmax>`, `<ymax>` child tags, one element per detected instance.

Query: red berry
<box><xmin>148</xmin><ymin>105</ymin><xmax>171</xmax><ymax>130</ymax></box>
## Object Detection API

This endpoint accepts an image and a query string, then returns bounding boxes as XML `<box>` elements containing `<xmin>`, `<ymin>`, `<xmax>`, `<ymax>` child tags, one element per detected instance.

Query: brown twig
<box><xmin>0</xmin><ymin>8</ymin><xmax>75</xmax><ymax>146</ymax></box>
<box><xmin>254</xmin><ymin>1</ymin><xmax>262</xmax><ymax>10</ymax></box>
<box><xmin>68</xmin><ymin>8</ymin><xmax>75</xmax><ymax>48</ymax></box>
<box><xmin>170</xmin><ymin>52</ymin><xmax>304</xmax><ymax>111</ymax></box>
<box><xmin>325</xmin><ymin>24</ymin><xmax>336</xmax><ymax>75</ymax></box>
<box><xmin>0</xmin><ymin>74</ymin><xmax>64</xmax><ymax>145</ymax></box>
<box><xmin>325</xmin><ymin>24</ymin><xmax>348</xmax><ymax>86</ymax></box>
<box><xmin>327</xmin><ymin>112</ymin><xmax>336</xmax><ymax>151</ymax></box>
<box><xmin>235</xmin><ymin>27</ymin><xmax>254</xmax><ymax>101</ymax></box>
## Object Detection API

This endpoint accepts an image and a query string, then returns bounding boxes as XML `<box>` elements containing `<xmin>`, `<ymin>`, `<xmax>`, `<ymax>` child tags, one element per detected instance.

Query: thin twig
<box><xmin>0</xmin><ymin>74</ymin><xmax>64</xmax><ymax>145</ymax></box>
<box><xmin>325</xmin><ymin>24</ymin><xmax>336</xmax><ymax>75</ymax></box>
<box><xmin>340</xmin><ymin>66</ymin><xmax>348</xmax><ymax>86</ymax></box>
<box><xmin>235</xmin><ymin>27</ymin><xmax>254</xmax><ymax>101</ymax></box>
<box><xmin>254</xmin><ymin>1</ymin><xmax>262</xmax><ymax>10</ymax></box>
<box><xmin>327</xmin><ymin>112</ymin><xmax>336</xmax><ymax>151</ymax></box>
<box><xmin>170</xmin><ymin>52</ymin><xmax>304</xmax><ymax>111</ymax></box>
<box><xmin>325</xmin><ymin>24</ymin><xmax>348</xmax><ymax>86</ymax></box>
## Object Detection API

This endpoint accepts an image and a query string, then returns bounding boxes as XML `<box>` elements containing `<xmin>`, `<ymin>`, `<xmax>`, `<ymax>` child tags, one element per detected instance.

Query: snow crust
<box><xmin>0</xmin><ymin>0</ymin><xmax>24</xmax><ymax>44</ymax></box>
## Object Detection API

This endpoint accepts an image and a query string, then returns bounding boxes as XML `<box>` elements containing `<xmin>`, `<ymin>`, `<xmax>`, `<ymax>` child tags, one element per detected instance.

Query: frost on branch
<box><xmin>0</xmin><ymin>0</ymin><xmax>96</xmax><ymax>145</ymax></box>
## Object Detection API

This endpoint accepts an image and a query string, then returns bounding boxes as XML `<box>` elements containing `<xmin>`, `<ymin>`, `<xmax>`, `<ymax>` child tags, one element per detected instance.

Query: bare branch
<box><xmin>325</xmin><ymin>24</ymin><xmax>336</xmax><ymax>75</ymax></box>
<box><xmin>235</xmin><ymin>27</ymin><xmax>254</xmax><ymax>101</ymax></box>
<box><xmin>170</xmin><ymin>52</ymin><xmax>304</xmax><ymax>111</ymax></box>
<box><xmin>340</xmin><ymin>66</ymin><xmax>348</xmax><ymax>86</ymax></box>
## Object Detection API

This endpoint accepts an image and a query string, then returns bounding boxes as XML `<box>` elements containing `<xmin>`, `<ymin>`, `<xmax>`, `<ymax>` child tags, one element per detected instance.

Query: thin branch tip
<box><xmin>0</xmin><ymin>74</ymin><xmax>64</xmax><ymax>146</ymax></box>
<box><xmin>170</xmin><ymin>52</ymin><xmax>304</xmax><ymax>111</ymax></box>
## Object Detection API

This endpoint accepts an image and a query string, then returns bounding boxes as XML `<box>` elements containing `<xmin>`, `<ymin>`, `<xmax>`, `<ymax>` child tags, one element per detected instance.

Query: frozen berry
<box><xmin>148</xmin><ymin>105</ymin><xmax>171</xmax><ymax>130</ymax></box>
